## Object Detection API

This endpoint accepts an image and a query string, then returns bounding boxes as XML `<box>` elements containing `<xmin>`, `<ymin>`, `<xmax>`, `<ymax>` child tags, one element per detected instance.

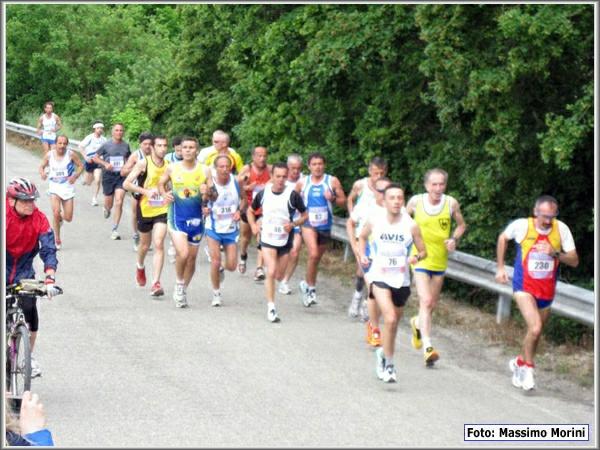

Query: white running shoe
<box><xmin>254</xmin><ymin>266</ymin><xmax>266</xmax><ymax>282</ymax></box>
<box><xmin>103</xmin><ymin>207</ymin><xmax>110</xmax><ymax>219</ymax></box>
<box><xmin>358</xmin><ymin>298</ymin><xmax>369</xmax><ymax>322</ymax></box>
<box><xmin>167</xmin><ymin>245</ymin><xmax>176</xmax><ymax>263</ymax></box>
<box><xmin>91</xmin><ymin>197</ymin><xmax>98</xmax><ymax>207</ymax></box>
<box><xmin>173</xmin><ymin>283</ymin><xmax>187</xmax><ymax>308</ymax></box>
<box><xmin>382</xmin><ymin>365</ymin><xmax>397</xmax><ymax>383</ymax></box>
<box><xmin>278</xmin><ymin>280</ymin><xmax>291</xmax><ymax>295</ymax></box>
<box><xmin>30</xmin><ymin>355</ymin><xmax>42</xmax><ymax>378</ymax></box>
<box><xmin>375</xmin><ymin>348</ymin><xmax>385</xmax><ymax>380</ymax></box>
<box><xmin>204</xmin><ymin>245</ymin><xmax>211</xmax><ymax>262</ymax></box>
<box><xmin>268</xmin><ymin>307</ymin><xmax>280</xmax><ymax>323</ymax></box>
<box><xmin>509</xmin><ymin>357</ymin><xmax>523</xmax><ymax>388</ymax></box>
<box><xmin>521</xmin><ymin>366</ymin><xmax>535</xmax><ymax>391</ymax></box>
<box><xmin>212</xmin><ymin>291</ymin><xmax>222</xmax><ymax>307</ymax></box>
<box><xmin>111</xmin><ymin>230</ymin><xmax>121</xmax><ymax>240</ymax></box>
<box><xmin>348</xmin><ymin>291</ymin><xmax>362</xmax><ymax>318</ymax></box>
<box><xmin>307</xmin><ymin>289</ymin><xmax>317</xmax><ymax>306</ymax></box>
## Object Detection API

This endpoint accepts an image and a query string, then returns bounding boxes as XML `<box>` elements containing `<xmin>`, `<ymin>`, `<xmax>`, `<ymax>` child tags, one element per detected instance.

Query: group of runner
<box><xmin>28</xmin><ymin>109</ymin><xmax>580</xmax><ymax>389</ymax></box>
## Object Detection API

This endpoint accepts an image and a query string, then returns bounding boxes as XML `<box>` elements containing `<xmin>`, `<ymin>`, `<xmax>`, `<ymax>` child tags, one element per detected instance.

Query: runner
<box><xmin>297</xmin><ymin>152</ymin><xmax>346</xmax><ymax>307</ymax></box>
<box><xmin>406</xmin><ymin>168</ymin><xmax>467</xmax><ymax>366</ymax></box>
<box><xmin>165</xmin><ymin>136</ymin><xmax>183</xmax><ymax>263</ymax></box>
<box><xmin>123</xmin><ymin>135</ymin><xmax>170</xmax><ymax>297</ymax></box>
<box><xmin>346</xmin><ymin>157</ymin><xmax>388</xmax><ymax>321</ymax></box>
<box><xmin>92</xmin><ymin>123</ymin><xmax>131</xmax><ymax>240</ymax></box>
<box><xmin>38</xmin><ymin>135</ymin><xmax>84</xmax><ymax>250</ymax></box>
<box><xmin>158</xmin><ymin>136</ymin><xmax>216</xmax><ymax>308</ymax></box>
<box><xmin>6</xmin><ymin>177</ymin><xmax>60</xmax><ymax>377</ymax></box>
<box><xmin>238</xmin><ymin>146</ymin><xmax>271</xmax><ymax>281</ymax></box>
<box><xmin>247</xmin><ymin>162</ymin><xmax>307</xmax><ymax>322</ymax></box>
<box><xmin>205</xmin><ymin>155</ymin><xmax>246</xmax><ymax>307</ymax></box>
<box><xmin>35</xmin><ymin>101</ymin><xmax>62</xmax><ymax>154</ymax></box>
<box><xmin>200</xmin><ymin>130</ymin><xmax>244</xmax><ymax>175</ymax></box>
<box><xmin>78</xmin><ymin>121</ymin><xmax>107</xmax><ymax>206</ymax></box>
<box><xmin>358</xmin><ymin>183</ymin><xmax>426</xmax><ymax>382</ymax></box>
<box><xmin>121</xmin><ymin>132</ymin><xmax>154</xmax><ymax>251</ymax></box>
<box><xmin>495</xmin><ymin>195</ymin><xmax>578</xmax><ymax>391</ymax></box>
<box><xmin>278</xmin><ymin>153</ymin><xmax>305</xmax><ymax>295</ymax></box>
<box><xmin>346</xmin><ymin>176</ymin><xmax>391</xmax><ymax>347</ymax></box>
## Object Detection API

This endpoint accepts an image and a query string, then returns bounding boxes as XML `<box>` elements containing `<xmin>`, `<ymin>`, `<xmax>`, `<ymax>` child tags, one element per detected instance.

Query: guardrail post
<box><xmin>496</xmin><ymin>294</ymin><xmax>512</xmax><ymax>324</ymax></box>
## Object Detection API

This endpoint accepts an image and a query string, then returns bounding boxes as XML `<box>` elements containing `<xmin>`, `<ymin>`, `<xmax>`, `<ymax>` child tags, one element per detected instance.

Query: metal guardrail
<box><xmin>332</xmin><ymin>215</ymin><xmax>594</xmax><ymax>326</ymax></box>
<box><xmin>6</xmin><ymin>120</ymin><xmax>82</xmax><ymax>154</ymax></box>
<box><xmin>7</xmin><ymin>120</ymin><xmax>594</xmax><ymax>326</ymax></box>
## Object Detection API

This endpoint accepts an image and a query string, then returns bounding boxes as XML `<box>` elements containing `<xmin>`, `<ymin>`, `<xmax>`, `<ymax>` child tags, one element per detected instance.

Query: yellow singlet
<box><xmin>139</xmin><ymin>156</ymin><xmax>169</xmax><ymax>218</ymax></box>
<box><xmin>411</xmin><ymin>194</ymin><xmax>452</xmax><ymax>271</ymax></box>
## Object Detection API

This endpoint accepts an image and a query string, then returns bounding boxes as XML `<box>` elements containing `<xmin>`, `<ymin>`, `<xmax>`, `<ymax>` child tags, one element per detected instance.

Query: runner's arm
<box><xmin>120</xmin><ymin>152</ymin><xmax>138</xmax><ymax>177</ymax></box>
<box><xmin>157</xmin><ymin>166</ymin><xmax>174</xmax><ymax>203</ymax></box>
<box><xmin>409</xmin><ymin>223</ymin><xmax>427</xmax><ymax>265</ymax></box>
<box><xmin>38</xmin><ymin>154</ymin><xmax>50</xmax><ymax>180</ymax></box>
<box><xmin>330</xmin><ymin>177</ymin><xmax>347</xmax><ymax>208</ymax></box>
<box><xmin>495</xmin><ymin>232</ymin><xmax>511</xmax><ymax>284</ymax></box>
<box><xmin>247</xmin><ymin>191</ymin><xmax>263</xmax><ymax>235</ymax></box>
<box><xmin>357</xmin><ymin>222</ymin><xmax>372</xmax><ymax>267</ymax></box>
<box><xmin>36</xmin><ymin>116</ymin><xmax>43</xmax><ymax>135</ymax></box>
<box><xmin>54</xmin><ymin>115</ymin><xmax>62</xmax><ymax>132</ymax></box>
<box><xmin>346</xmin><ymin>179</ymin><xmax>362</xmax><ymax>213</ymax></box>
<box><xmin>448</xmin><ymin>198</ymin><xmax>467</xmax><ymax>245</ymax></box>
<box><xmin>557</xmin><ymin>248</ymin><xmax>579</xmax><ymax>268</ymax></box>
<box><xmin>405</xmin><ymin>196</ymin><xmax>417</xmax><ymax>216</ymax></box>
<box><xmin>123</xmin><ymin>159</ymin><xmax>149</xmax><ymax>197</ymax></box>
<box><xmin>68</xmin><ymin>151</ymin><xmax>84</xmax><ymax>184</ymax></box>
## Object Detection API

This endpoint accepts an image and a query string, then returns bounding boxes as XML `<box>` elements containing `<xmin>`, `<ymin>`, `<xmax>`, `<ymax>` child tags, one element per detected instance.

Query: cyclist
<box><xmin>6</xmin><ymin>177</ymin><xmax>60</xmax><ymax>378</ymax></box>
<box><xmin>38</xmin><ymin>135</ymin><xmax>84</xmax><ymax>250</ymax></box>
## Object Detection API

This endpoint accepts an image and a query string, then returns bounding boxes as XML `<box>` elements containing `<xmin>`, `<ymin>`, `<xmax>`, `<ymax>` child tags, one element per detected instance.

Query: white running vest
<box><xmin>261</xmin><ymin>185</ymin><xmax>293</xmax><ymax>247</ymax></box>
<box><xmin>41</xmin><ymin>114</ymin><xmax>57</xmax><ymax>140</ymax></box>
<box><xmin>206</xmin><ymin>175</ymin><xmax>240</xmax><ymax>234</ymax></box>
<box><xmin>367</xmin><ymin>212</ymin><xmax>415</xmax><ymax>288</ymax></box>
<box><xmin>48</xmin><ymin>149</ymin><xmax>73</xmax><ymax>184</ymax></box>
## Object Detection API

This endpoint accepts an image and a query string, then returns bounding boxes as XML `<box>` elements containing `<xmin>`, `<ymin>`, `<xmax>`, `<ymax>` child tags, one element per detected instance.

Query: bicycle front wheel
<box><xmin>8</xmin><ymin>325</ymin><xmax>31</xmax><ymax>396</ymax></box>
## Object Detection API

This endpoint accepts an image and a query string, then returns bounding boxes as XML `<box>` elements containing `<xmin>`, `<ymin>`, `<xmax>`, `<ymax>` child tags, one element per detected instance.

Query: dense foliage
<box><xmin>6</xmin><ymin>4</ymin><xmax>594</xmax><ymax>287</ymax></box>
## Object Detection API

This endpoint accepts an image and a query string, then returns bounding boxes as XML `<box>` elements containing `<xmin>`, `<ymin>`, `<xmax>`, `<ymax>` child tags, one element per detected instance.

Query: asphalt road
<box><xmin>5</xmin><ymin>142</ymin><xmax>595</xmax><ymax>447</ymax></box>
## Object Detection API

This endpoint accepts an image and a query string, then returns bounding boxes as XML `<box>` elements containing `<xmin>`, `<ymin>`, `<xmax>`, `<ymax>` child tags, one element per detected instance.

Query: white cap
<box><xmin>93</xmin><ymin>122</ymin><xmax>104</xmax><ymax>129</ymax></box>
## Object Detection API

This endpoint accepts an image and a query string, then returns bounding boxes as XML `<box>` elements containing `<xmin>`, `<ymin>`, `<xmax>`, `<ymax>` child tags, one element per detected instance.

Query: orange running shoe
<box><xmin>370</xmin><ymin>327</ymin><xmax>382</xmax><ymax>347</ymax></box>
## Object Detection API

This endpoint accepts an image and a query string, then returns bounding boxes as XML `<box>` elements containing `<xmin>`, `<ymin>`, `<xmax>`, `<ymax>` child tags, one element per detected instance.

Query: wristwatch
<box><xmin>553</xmin><ymin>251</ymin><xmax>561</xmax><ymax>259</ymax></box>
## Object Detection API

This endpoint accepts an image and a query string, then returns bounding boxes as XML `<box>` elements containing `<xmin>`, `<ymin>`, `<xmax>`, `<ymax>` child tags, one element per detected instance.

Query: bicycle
<box><xmin>5</xmin><ymin>279</ymin><xmax>62</xmax><ymax>399</ymax></box>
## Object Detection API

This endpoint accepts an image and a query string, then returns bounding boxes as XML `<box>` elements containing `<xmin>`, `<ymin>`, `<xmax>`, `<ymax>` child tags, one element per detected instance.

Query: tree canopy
<box><xmin>6</xmin><ymin>4</ymin><xmax>594</xmax><ymax>286</ymax></box>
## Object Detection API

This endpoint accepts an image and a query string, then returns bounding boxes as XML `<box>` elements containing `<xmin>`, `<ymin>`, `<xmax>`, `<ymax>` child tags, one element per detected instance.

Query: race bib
<box><xmin>50</xmin><ymin>169</ymin><xmax>68</xmax><ymax>183</ymax></box>
<box><xmin>263</xmin><ymin>219</ymin><xmax>289</xmax><ymax>246</ymax></box>
<box><xmin>216</xmin><ymin>205</ymin><xmax>235</xmax><ymax>221</ymax></box>
<box><xmin>527</xmin><ymin>251</ymin><xmax>555</xmax><ymax>279</ymax></box>
<box><xmin>308</xmin><ymin>206</ymin><xmax>329</xmax><ymax>227</ymax></box>
<box><xmin>109</xmin><ymin>156</ymin><xmax>124</xmax><ymax>172</ymax></box>
<box><xmin>148</xmin><ymin>192</ymin><xmax>165</xmax><ymax>207</ymax></box>
<box><xmin>42</xmin><ymin>131</ymin><xmax>56</xmax><ymax>140</ymax></box>
<box><xmin>376</xmin><ymin>254</ymin><xmax>407</xmax><ymax>274</ymax></box>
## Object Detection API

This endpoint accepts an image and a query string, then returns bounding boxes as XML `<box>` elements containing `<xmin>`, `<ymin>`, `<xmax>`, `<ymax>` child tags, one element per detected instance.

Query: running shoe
<box><xmin>348</xmin><ymin>291</ymin><xmax>362</xmax><ymax>318</ymax></box>
<box><xmin>212</xmin><ymin>291</ymin><xmax>222</xmax><ymax>307</ymax></box>
<box><xmin>382</xmin><ymin>365</ymin><xmax>397</xmax><ymax>383</ymax></box>
<box><xmin>509</xmin><ymin>357</ymin><xmax>523</xmax><ymax>388</ymax></box>
<box><xmin>136</xmin><ymin>266</ymin><xmax>146</xmax><ymax>287</ymax></box>
<box><xmin>424</xmin><ymin>346</ymin><xmax>440</xmax><ymax>367</ymax></box>
<box><xmin>278</xmin><ymin>280</ymin><xmax>291</xmax><ymax>295</ymax></box>
<box><xmin>91</xmin><ymin>196</ymin><xmax>98</xmax><ymax>207</ymax></box>
<box><xmin>55</xmin><ymin>239</ymin><xmax>62</xmax><ymax>251</ymax></box>
<box><xmin>167</xmin><ymin>245</ymin><xmax>176</xmax><ymax>263</ymax></box>
<box><xmin>103</xmin><ymin>207</ymin><xmax>110</xmax><ymax>219</ymax></box>
<box><xmin>358</xmin><ymin>298</ymin><xmax>369</xmax><ymax>322</ymax></box>
<box><xmin>521</xmin><ymin>366</ymin><xmax>535</xmax><ymax>391</ymax></box>
<box><xmin>375</xmin><ymin>348</ymin><xmax>386</xmax><ymax>380</ymax></box>
<box><xmin>300</xmin><ymin>280</ymin><xmax>311</xmax><ymax>307</ymax></box>
<box><xmin>268</xmin><ymin>307</ymin><xmax>280</xmax><ymax>323</ymax></box>
<box><xmin>369</xmin><ymin>327</ymin><xmax>382</xmax><ymax>347</ymax></box>
<box><xmin>150</xmin><ymin>281</ymin><xmax>164</xmax><ymax>297</ymax></box>
<box><xmin>111</xmin><ymin>230</ymin><xmax>121</xmax><ymax>240</ymax></box>
<box><xmin>30</xmin><ymin>355</ymin><xmax>42</xmax><ymax>378</ymax></box>
<box><xmin>366</xmin><ymin>321</ymin><xmax>373</xmax><ymax>344</ymax></box>
<box><xmin>173</xmin><ymin>283</ymin><xmax>187</xmax><ymax>308</ymax></box>
<box><xmin>133</xmin><ymin>233</ymin><xmax>140</xmax><ymax>252</ymax></box>
<box><xmin>254</xmin><ymin>266</ymin><xmax>265</xmax><ymax>282</ymax></box>
<box><xmin>238</xmin><ymin>255</ymin><xmax>247</xmax><ymax>274</ymax></box>
<box><xmin>410</xmin><ymin>316</ymin><xmax>422</xmax><ymax>350</ymax></box>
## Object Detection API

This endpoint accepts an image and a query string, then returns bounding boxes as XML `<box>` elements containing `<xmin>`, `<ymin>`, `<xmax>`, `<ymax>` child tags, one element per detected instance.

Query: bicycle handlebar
<box><xmin>6</xmin><ymin>279</ymin><xmax>63</xmax><ymax>297</ymax></box>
